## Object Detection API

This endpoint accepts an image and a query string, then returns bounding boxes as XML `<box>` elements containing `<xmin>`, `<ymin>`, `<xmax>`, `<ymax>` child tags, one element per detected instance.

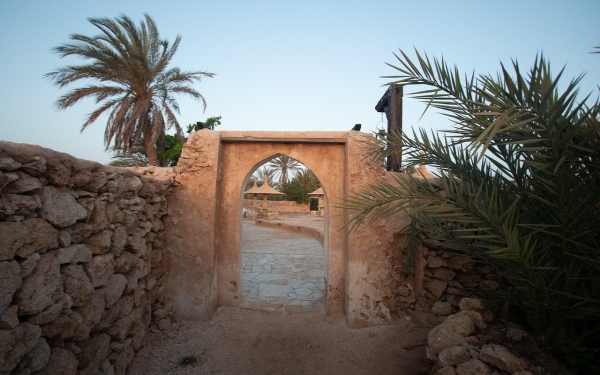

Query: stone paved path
<box><xmin>241</xmin><ymin>221</ymin><xmax>325</xmax><ymax>311</ymax></box>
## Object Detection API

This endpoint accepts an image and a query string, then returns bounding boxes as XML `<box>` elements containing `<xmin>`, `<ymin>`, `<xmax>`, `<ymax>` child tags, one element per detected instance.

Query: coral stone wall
<box><xmin>0</xmin><ymin>141</ymin><xmax>175</xmax><ymax>375</ymax></box>
<box><xmin>242</xmin><ymin>199</ymin><xmax>309</xmax><ymax>212</ymax></box>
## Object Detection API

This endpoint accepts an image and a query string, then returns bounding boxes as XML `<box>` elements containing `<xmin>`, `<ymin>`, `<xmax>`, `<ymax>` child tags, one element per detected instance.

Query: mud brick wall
<box><xmin>0</xmin><ymin>141</ymin><xmax>175</xmax><ymax>375</ymax></box>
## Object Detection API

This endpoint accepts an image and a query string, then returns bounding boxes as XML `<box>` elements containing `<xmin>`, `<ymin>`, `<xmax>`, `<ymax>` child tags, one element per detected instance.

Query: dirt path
<box><xmin>127</xmin><ymin>307</ymin><xmax>432</xmax><ymax>375</ymax></box>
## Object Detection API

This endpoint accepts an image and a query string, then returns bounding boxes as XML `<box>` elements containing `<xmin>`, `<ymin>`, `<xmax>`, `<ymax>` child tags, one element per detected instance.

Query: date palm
<box><xmin>45</xmin><ymin>14</ymin><xmax>214</xmax><ymax>166</ymax></box>
<box><xmin>267</xmin><ymin>155</ymin><xmax>301</xmax><ymax>190</ymax></box>
<box><xmin>342</xmin><ymin>49</ymin><xmax>600</xmax><ymax>346</ymax></box>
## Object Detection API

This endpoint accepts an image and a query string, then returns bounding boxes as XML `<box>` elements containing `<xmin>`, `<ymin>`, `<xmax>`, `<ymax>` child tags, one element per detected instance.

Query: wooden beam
<box><xmin>390</xmin><ymin>86</ymin><xmax>403</xmax><ymax>172</ymax></box>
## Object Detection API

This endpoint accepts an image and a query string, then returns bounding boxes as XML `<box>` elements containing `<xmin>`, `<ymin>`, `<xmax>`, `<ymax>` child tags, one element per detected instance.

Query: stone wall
<box><xmin>0</xmin><ymin>141</ymin><xmax>175</xmax><ymax>375</ymax></box>
<box><xmin>386</xmin><ymin>182</ymin><xmax>502</xmax><ymax>317</ymax></box>
<box><xmin>242</xmin><ymin>199</ymin><xmax>309</xmax><ymax>212</ymax></box>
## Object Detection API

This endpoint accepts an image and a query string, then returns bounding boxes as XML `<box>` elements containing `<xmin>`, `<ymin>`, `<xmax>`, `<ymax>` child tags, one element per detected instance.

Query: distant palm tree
<box><xmin>267</xmin><ymin>155</ymin><xmax>301</xmax><ymax>190</ymax></box>
<box><xmin>292</xmin><ymin>168</ymin><xmax>320</xmax><ymax>191</ymax></box>
<box><xmin>45</xmin><ymin>14</ymin><xmax>214</xmax><ymax>166</ymax></box>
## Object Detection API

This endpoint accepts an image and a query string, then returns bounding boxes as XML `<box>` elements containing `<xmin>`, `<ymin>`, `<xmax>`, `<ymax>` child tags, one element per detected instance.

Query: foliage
<box><xmin>109</xmin><ymin>139</ymin><xmax>149</xmax><ymax>167</ymax></box>
<box><xmin>292</xmin><ymin>168</ymin><xmax>321</xmax><ymax>192</ymax></box>
<box><xmin>283</xmin><ymin>180</ymin><xmax>312</xmax><ymax>204</ymax></box>
<box><xmin>267</xmin><ymin>155</ymin><xmax>301</xmax><ymax>190</ymax></box>
<box><xmin>178</xmin><ymin>355</ymin><xmax>198</xmax><ymax>367</ymax></box>
<box><xmin>187</xmin><ymin>116</ymin><xmax>222</xmax><ymax>132</ymax></box>
<box><xmin>341</xmin><ymin>49</ymin><xmax>600</xmax><ymax>351</ymax></box>
<box><xmin>46</xmin><ymin>13</ymin><xmax>214</xmax><ymax>166</ymax></box>
<box><xmin>156</xmin><ymin>133</ymin><xmax>184</xmax><ymax>167</ymax></box>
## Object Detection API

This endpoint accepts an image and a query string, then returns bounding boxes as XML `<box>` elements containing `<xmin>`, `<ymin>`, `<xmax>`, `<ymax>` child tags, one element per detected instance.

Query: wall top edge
<box><xmin>218</xmin><ymin>131</ymin><xmax>350</xmax><ymax>144</ymax></box>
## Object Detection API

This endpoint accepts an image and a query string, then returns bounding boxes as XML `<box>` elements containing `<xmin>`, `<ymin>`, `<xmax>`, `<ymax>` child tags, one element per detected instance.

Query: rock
<box><xmin>84</xmin><ymin>254</ymin><xmax>115</xmax><ymax>288</ymax></box>
<box><xmin>512</xmin><ymin>372</ymin><xmax>533</xmax><ymax>375</ymax></box>
<box><xmin>506</xmin><ymin>328</ymin><xmax>528</xmax><ymax>342</ymax></box>
<box><xmin>125</xmin><ymin>176</ymin><xmax>143</xmax><ymax>193</ymax></box>
<box><xmin>157</xmin><ymin>317</ymin><xmax>172</xmax><ymax>331</ymax></box>
<box><xmin>84</xmin><ymin>171</ymin><xmax>107</xmax><ymax>192</ymax></box>
<box><xmin>57</xmin><ymin>230</ymin><xmax>71</xmax><ymax>247</ymax></box>
<box><xmin>428</xmin><ymin>325</ymin><xmax>469</xmax><ymax>355</ymax></box>
<box><xmin>0</xmin><ymin>219</ymin><xmax>58</xmax><ymax>260</ymax></box>
<box><xmin>445</xmin><ymin>294</ymin><xmax>462</xmax><ymax>308</ymax></box>
<box><xmin>433</xmin><ymin>267</ymin><xmax>456</xmax><ymax>281</ymax></box>
<box><xmin>56</xmin><ymin>244</ymin><xmax>93</xmax><ymax>264</ymax></box>
<box><xmin>126</xmin><ymin>231</ymin><xmax>147</xmax><ymax>254</ymax></box>
<box><xmin>456</xmin><ymin>359</ymin><xmax>491</xmax><ymax>375</ymax></box>
<box><xmin>61</xmin><ymin>264</ymin><xmax>94</xmax><ymax>306</ymax></box>
<box><xmin>459</xmin><ymin>298</ymin><xmax>482</xmax><ymax>311</ymax></box>
<box><xmin>438</xmin><ymin>346</ymin><xmax>471</xmax><ymax>367</ymax></box>
<box><xmin>36</xmin><ymin>348</ymin><xmax>78</xmax><ymax>375</ymax></box>
<box><xmin>0</xmin><ymin>261</ymin><xmax>21</xmax><ymax>311</ymax></box>
<box><xmin>0</xmin><ymin>171</ymin><xmax>18</xmax><ymax>188</ymax></box>
<box><xmin>150</xmin><ymin>248</ymin><xmax>162</xmax><ymax>267</ymax></box>
<box><xmin>21</xmin><ymin>156</ymin><xmax>47</xmax><ymax>176</ymax></box>
<box><xmin>72</xmin><ymin>292</ymin><xmax>105</xmax><ymax>340</ymax></box>
<box><xmin>102</xmin><ymin>274</ymin><xmax>127</xmax><ymax>308</ymax></box>
<box><xmin>18</xmin><ymin>253</ymin><xmax>40</xmax><ymax>278</ymax></box>
<box><xmin>0</xmin><ymin>323</ymin><xmax>41</xmax><ymax>374</ymax></box>
<box><xmin>16</xmin><ymin>337</ymin><xmax>50</xmax><ymax>373</ymax></box>
<box><xmin>94</xmin><ymin>296</ymin><xmax>134</xmax><ymax>332</ymax></box>
<box><xmin>0</xmin><ymin>305</ymin><xmax>19</xmax><ymax>329</ymax></box>
<box><xmin>437</xmin><ymin>367</ymin><xmax>457</xmax><ymax>375</ymax></box>
<box><xmin>463</xmin><ymin>310</ymin><xmax>487</xmax><ymax>330</ymax></box>
<box><xmin>479</xmin><ymin>344</ymin><xmax>525</xmax><ymax>373</ymax></box>
<box><xmin>0</xmin><ymin>194</ymin><xmax>41</xmax><ymax>218</ymax></box>
<box><xmin>110</xmin><ymin>226</ymin><xmax>128</xmax><ymax>256</ymax></box>
<box><xmin>442</xmin><ymin>311</ymin><xmax>476</xmax><ymax>337</ymax></box>
<box><xmin>0</xmin><ymin>157</ymin><xmax>22</xmax><ymax>171</ymax></box>
<box><xmin>431</xmin><ymin>301</ymin><xmax>453</xmax><ymax>316</ymax></box>
<box><xmin>3</xmin><ymin>171</ymin><xmax>42</xmax><ymax>194</ymax></box>
<box><xmin>86</xmin><ymin>229</ymin><xmax>112</xmax><ymax>255</ymax></box>
<box><xmin>38</xmin><ymin>186</ymin><xmax>88</xmax><ymax>228</ymax></box>
<box><xmin>70</xmin><ymin>170</ymin><xmax>92</xmax><ymax>188</ymax></box>
<box><xmin>45</xmin><ymin>159</ymin><xmax>70</xmax><ymax>185</ymax></box>
<box><xmin>447</xmin><ymin>257</ymin><xmax>476</xmax><ymax>273</ymax></box>
<box><xmin>88</xmin><ymin>200</ymin><xmax>108</xmax><ymax>232</ymax></box>
<box><xmin>15</xmin><ymin>253</ymin><xmax>61</xmax><ymax>315</ymax></box>
<box><xmin>106</xmin><ymin>307</ymin><xmax>143</xmax><ymax>341</ymax></box>
<box><xmin>65</xmin><ymin>223</ymin><xmax>94</xmax><ymax>243</ymax></box>
<box><xmin>424</xmin><ymin>279</ymin><xmax>447</xmax><ymax>299</ymax></box>
<box><xmin>26</xmin><ymin>301</ymin><xmax>63</xmax><ymax>325</ymax></box>
<box><xmin>446</xmin><ymin>287</ymin><xmax>467</xmax><ymax>296</ymax></box>
<box><xmin>40</xmin><ymin>312</ymin><xmax>82</xmax><ymax>339</ymax></box>
<box><xmin>114</xmin><ymin>251</ymin><xmax>139</xmax><ymax>274</ymax></box>
<box><xmin>479</xmin><ymin>280</ymin><xmax>499</xmax><ymax>292</ymax></box>
<box><xmin>427</xmin><ymin>256</ymin><xmax>448</xmax><ymax>268</ymax></box>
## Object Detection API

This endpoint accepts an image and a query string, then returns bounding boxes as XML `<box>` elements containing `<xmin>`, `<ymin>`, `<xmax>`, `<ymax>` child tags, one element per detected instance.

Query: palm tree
<box><xmin>45</xmin><ymin>14</ymin><xmax>214</xmax><ymax>166</ymax></box>
<box><xmin>292</xmin><ymin>168</ymin><xmax>320</xmax><ymax>192</ymax></box>
<box><xmin>342</xmin><ymin>50</ymin><xmax>600</xmax><ymax>347</ymax></box>
<box><xmin>267</xmin><ymin>155</ymin><xmax>301</xmax><ymax>190</ymax></box>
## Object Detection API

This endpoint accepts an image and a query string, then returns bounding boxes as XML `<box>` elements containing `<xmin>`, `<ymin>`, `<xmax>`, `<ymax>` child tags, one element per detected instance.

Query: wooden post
<box><xmin>390</xmin><ymin>85</ymin><xmax>403</xmax><ymax>172</ymax></box>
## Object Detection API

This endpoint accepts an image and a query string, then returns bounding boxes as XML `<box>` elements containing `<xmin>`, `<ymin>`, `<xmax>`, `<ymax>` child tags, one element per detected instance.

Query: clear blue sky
<box><xmin>1</xmin><ymin>0</ymin><xmax>599</xmax><ymax>164</ymax></box>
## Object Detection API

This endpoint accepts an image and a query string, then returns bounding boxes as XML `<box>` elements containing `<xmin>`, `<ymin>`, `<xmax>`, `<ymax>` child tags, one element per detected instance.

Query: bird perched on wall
<box><xmin>351</xmin><ymin>124</ymin><xmax>361</xmax><ymax>131</ymax></box>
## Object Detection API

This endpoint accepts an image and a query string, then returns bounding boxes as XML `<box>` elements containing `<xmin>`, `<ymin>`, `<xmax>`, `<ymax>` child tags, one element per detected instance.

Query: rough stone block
<box><xmin>61</xmin><ymin>264</ymin><xmax>94</xmax><ymax>306</ymax></box>
<box><xmin>36</xmin><ymin>348</ymin><xmax>78</xmax><ymax>375</ymax></box>
<box><xmin>428</xmin><ymin>325</ymin><xmax>468</xmax><ymax>355</ymax></box>
<box><xmin>438</xmin><ymin>346</ymin><xmax>471</xmax><ymax>367</ymax></box>
<box><xmin>15</xmin><ymin>253</ymin><xmax>61</xmax><ymax>316</ymax></box>
<box><xmin>84</xmin><ymin>254</ymin><xmax>115</xmax><ymax>288</ymax></box>
<box><xmin>479</xmin><ymin>344</ymin><xmax>525</xmax><ymax>373</ymax></box>
<box><xmin>0</xmin><ymin>219</ymin><xmax>58</xmax><ymax>260</ymax></box>
<box><xmin>456</xmin><ymin>359</ymin><xmax>491</xmax><ymax>375</ymax></box>
<box><xmin>38</xmin><ymin>186</ymin><xmax>88</xmax><ymax>228</ymax></box>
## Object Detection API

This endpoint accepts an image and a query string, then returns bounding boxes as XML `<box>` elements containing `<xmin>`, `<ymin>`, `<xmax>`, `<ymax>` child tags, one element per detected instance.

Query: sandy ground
<box><xmin>128</xmin><ymin>216</ymin><xmax>432</xmax><ymax>374</ymax></box>
<box><xmin>127</xmin><ymin>307</ymin><xmax>432</xmax><ymax>375</ymax></box>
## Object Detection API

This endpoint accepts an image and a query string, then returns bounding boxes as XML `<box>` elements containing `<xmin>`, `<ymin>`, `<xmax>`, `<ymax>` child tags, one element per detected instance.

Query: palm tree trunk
<box><xmin>143</xmin><ymin>120</ymin><xmax>160</xmax><ymax>166</ymax></box>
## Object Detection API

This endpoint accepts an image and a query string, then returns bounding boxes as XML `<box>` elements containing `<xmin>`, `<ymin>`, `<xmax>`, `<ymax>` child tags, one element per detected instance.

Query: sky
<box><xmin>1</xmin><ymin>0</ymin><xmax>599</xmax><ymax>164</ymax></box>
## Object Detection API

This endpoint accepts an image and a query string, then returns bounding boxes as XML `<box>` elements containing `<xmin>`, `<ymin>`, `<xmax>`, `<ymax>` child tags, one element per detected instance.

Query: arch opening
<box><xmin>238</xmin><ymin>154</ymin><xmax>327</xmax><ymax>312</ymax></box>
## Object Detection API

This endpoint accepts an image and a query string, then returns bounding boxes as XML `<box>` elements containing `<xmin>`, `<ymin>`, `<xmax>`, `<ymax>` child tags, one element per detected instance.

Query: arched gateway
<box><xmin>161</xmin><ymin>130</ymin><xmax>410</xmax><ymax>328</ymax></box>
